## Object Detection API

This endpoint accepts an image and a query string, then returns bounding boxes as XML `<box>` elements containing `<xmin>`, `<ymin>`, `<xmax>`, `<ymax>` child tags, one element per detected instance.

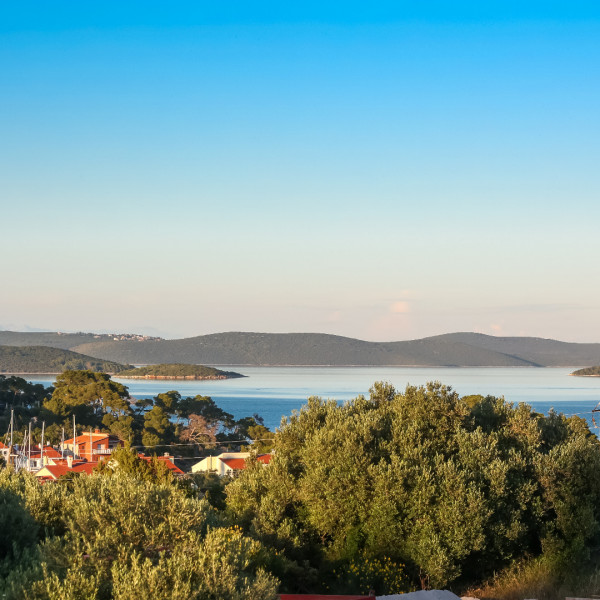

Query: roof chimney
<box><xmin>67</xmin><ymin>455</ymin><xmax>73</xmax><ymax>468</ymax></box>
<box><xmin>94</xmin><ymin>428</ymin><xmax>100</xmax><ymax>434</ymax></box>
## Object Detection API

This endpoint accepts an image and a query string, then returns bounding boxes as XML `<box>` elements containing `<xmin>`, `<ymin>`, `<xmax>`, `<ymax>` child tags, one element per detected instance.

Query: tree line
<box><xmin>0</xmin><ymin>371</ymin><xmax>274</xmax><ymax>454</ymax></box>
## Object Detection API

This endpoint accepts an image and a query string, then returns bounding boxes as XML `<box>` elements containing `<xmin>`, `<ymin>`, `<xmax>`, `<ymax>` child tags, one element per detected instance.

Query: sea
<box><xmin>24</xmin><ymin>366</ymin><xmax>600</xmax><ymax>433</ymax></box>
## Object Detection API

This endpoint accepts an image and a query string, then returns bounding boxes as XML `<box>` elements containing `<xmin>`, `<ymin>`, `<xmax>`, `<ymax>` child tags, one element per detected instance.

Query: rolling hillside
<box><xmin>0</xmin><ymin>345</ymin><xmax>131</xmax><ymax>374</ymax></box>
<box><xmin>67</xmin><ymin>332</ymin><xmax>600</xmax><ymax>367</ymax></box>
<box><xmin>2</xmin><ymin>331</ymin><xmax>600</xmax><ymax>367</ymax></box>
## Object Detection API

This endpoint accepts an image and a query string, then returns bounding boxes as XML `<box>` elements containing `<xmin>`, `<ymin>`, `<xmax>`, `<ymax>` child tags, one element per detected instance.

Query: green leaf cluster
<box><xmin>0</xmin><ymin>469</ymin><xmax>278</xmax><ymax>600</ymax></box>
<box><xmin>226</xmin><ymin>381</ymin><xmax>600</xmax><ymax>592</ymax></box>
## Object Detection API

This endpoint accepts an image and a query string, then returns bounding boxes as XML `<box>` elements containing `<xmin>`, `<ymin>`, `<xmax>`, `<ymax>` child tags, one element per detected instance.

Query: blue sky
<box><xmin>1</xmin><ymin>2</ymin><xmax>599</xmax><ymax>341</ymax></box>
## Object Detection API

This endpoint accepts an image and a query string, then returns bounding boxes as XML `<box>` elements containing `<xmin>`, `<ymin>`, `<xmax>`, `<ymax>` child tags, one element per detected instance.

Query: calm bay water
<box><xmin>26</xmin><ymin>366</ymin><xmax>600</xmax><ymax>432</ymax></box>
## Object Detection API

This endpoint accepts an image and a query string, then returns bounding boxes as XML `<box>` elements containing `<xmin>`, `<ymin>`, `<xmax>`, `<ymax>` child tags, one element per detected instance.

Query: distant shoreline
<box><xmin>117</xmin><ymin>374</ymin><xmax>244</xmax><ymax>381</ymax></box>
<box><xmin>570</xmin><ymin>373</ymin><xmax>600</xmax><ymax>377</ymax></box>
<box><xmin>2</xmin><ymin>365</ymin><xmax>591</xmax><ymax>375</ymax></box>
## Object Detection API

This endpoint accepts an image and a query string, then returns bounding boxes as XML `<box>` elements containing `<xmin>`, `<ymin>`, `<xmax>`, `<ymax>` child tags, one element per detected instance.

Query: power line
<box><xmin>129</xmin><ymin>436</ymin><xmax>276</xmax><ymax>449</ymax></box>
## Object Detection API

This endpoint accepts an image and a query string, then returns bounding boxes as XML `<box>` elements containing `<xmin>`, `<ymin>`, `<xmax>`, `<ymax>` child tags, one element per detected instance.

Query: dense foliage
<box><xmin>117</xmin><ymin>363</ymin><xmax>244</xmax><ymax>379</ymax></box>
<box><xmin>0</xmin><ymin>469</ymin><xmax>278</xmax><ymax>600</ymax></box>
<box><xmin>2</xmin><ymin>370</ymin><xmax>271</xmax><ymax>453</ymax></box>
<box><xmin>4</xmin><ymin>378</ymin><xmax>600</xmax><ymax>597</ymax></box>
<box><xmin>0</xmin><ymin>345</ymin><xmax>131</xmax><ymax>374</ymax></box>
<box><xmin>226</xmin><ymin>382</ymin><xmax>600</xmax><ymax>593</ymax></box>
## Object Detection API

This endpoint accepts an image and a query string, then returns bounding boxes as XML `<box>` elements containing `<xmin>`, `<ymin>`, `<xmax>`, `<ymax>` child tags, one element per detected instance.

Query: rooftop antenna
<box><xmin>61</xmin><ymin>427</ymin><xmax>65</xmax><ymax>459</ymax></box>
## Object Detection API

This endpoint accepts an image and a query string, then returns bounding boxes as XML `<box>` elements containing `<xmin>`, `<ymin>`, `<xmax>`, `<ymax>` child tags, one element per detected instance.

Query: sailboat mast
<box><xmin>27</xmin><ymin>422</ymin><xmax>32</xmax><ymax>470</ymax></box>
<box><xmin>40</xmin><ymin>421</ymin><xmax>45</xmax><ymax>466</ymax></box>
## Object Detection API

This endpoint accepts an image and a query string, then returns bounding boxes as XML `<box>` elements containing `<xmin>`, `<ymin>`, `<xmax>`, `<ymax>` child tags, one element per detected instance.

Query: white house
<box><xmin>191</xmin><ymin>452</ymin><xmax>271</xmax><ymax>476</ymax></box>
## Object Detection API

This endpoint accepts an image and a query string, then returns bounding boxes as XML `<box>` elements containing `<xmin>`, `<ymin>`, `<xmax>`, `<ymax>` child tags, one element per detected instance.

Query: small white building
<box><xmin>191</xmin><ymin>452</ymin><xmax>271</xmax><ymax>476</ymax></box>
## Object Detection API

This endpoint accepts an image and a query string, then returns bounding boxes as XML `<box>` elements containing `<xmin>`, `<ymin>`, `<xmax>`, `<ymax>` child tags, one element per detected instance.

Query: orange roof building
<box><xmin>35</xmin><ymin>461</ymin><xmax>98</xmax><ymax>482</ymax></box>
<box><xmin>138</xmin><ymin>453</ymin><xmax>184</xmax><ymax>476</ymax></box>
<box><xmin>63</xmin><ymin>429</ymin><xmax>123</xmax><ymax>462</ymax></box>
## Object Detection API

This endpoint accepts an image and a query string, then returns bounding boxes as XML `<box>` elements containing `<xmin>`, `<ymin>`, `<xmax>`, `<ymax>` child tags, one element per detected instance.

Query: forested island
<box><xmin>0</xmin><ymin>345</ymin><xmax>131</xmax><ymax>374</ymax></box>
<box><xmin>571</xmin><ymin>365</ymin><xmax>600</xmax><ymax>376</ymax></box>
<box><xmin>116</xmin><ymin>363</ymin><xmax>245</xmax><ymax>380</ymax></box>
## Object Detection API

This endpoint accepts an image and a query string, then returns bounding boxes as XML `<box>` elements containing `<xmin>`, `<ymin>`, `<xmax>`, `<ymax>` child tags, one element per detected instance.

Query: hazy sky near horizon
<box><xmin>1</xmin><ymin>2</ymin><xmax>599</xmax><ymax>342</ymax></box>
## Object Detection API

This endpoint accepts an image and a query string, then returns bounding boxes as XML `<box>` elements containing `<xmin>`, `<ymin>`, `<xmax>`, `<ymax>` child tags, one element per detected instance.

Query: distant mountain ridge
<box><xmin>1</xmin><ymin>330</ymin><xmax>600</xmax><ymax>367</ymax></box>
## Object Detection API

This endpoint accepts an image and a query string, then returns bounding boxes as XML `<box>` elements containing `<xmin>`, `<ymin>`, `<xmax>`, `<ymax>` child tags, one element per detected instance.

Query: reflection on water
<box><xmin>25</xmin><ymin>366</ymin><xmax>600</xmax><ymax>432</ymax></box>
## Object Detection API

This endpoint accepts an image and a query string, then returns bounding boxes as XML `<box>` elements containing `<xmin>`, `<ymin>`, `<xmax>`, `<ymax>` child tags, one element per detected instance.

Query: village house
<box><xmin>191</xmin><ymin>451</ymin><xmax>271</xmax><ymax>476</ymax></box>
<box><xmin>35</xmin><ymin>458</ymin><xmax>98</xmax><ymax>482</ymax></box>
<box><xmin>62</xmin><ymin>429</ymin><xmax>123</xmax><ymax>462</ymax></box>
<box><xmin>34</xmin><ymin>451</ymin><xmax>184</xmax><ymax>481</ymax></box>
<box><xmin>137</xmin><ymin>453</ymin><xmax>185</xmax><ymax>476</ymax></box>
<box><xmin>26</xmin><ymin>445</ymin><xmax>63</xmax><ymax>470</ymax></box>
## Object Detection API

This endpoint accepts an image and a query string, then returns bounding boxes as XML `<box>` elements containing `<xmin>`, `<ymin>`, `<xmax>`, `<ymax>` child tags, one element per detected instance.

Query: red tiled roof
<box><xmin>36</xmin><ymin>461</ymin><xmax>98</xmax><ymax>479</ymax></box>
<box><xmin>29</xmin><ymin>446</ymin><xmax>62</xmax><ymax>459</ymax></box>
<box><xmin>72</xmin><ymin>462</ymin><xmax>97</xmax><ymax>475</ymax></box>
<box><xmin>221</xmin><ymin>457</ymin><xmax>247</xmax><ymax>470</ymax></box>
<box><xmin>221</xmin><ymin>454</ymin><xmax>272</xmax><ymax>471</ymax></box>
<box><xmin>37</xmin><ymin>464</ymin><xmax>71</xmax><ymax>479</ymax></box>
<box><xmin>44</xmin><ymin>447</ymin><xmax>63</xmax><ymax>458</ymax></box>
<box><xmin>138</xmin><ymin>454</ymin><xmax>184</xmax><ymax>475</ymax></box>
<box><xmin>64</xmin><ymin>433</ymin><xmax>116</xmax><ymax>444</ymax></box>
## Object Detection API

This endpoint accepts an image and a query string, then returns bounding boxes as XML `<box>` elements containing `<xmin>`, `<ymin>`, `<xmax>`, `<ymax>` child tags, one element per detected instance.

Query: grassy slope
<box><xmin>0</xmin><ymin>345</ymin><xmax>131</xmax><ymax>374</ymax></box>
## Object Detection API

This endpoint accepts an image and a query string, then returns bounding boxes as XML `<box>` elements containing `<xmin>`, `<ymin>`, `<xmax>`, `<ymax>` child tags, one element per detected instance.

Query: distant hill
<box><xmin>571</xmin><ymin>366</ymin><xmax>600</xmax><ymax>377</ymax></box>
<box><xmin>0</xmin><ymin>331</ymin><xmax>161</xmax><ymax>350</ymax></box>
<box><xmin>0</xmin><ymin>345</ymin><xmax>131</xmax><ymax>374</ymax></box>
<box><xmin>116</xmin><ymin>363</ymin><xmax>245</xmax><ymax>380</ymax></box>
<box><xmin>2</xmin><ymin>331</ymin><xmax>600</xmax><ymax>367</ymax></box>
<box><xmin>69</xmin><ymin>332</ymin><xmax>541</xmax><ymax>367</ymax></box>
